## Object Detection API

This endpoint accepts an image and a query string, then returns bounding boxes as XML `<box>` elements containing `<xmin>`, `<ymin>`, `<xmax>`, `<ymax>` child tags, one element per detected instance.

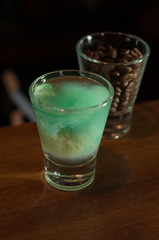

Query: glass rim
<box><xmin>29</xmin><ymin>69</ymin><xmax>114</xmax><ymax>115</ymax></box>
<box><xmin>76</xmin><ymin>31</ymin><xmax>150</xmax><ymax>66</ymax></box>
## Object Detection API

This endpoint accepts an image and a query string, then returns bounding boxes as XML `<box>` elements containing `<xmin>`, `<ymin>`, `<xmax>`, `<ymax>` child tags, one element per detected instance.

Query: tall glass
<box><xmin>76</xmin><ymin>32</ymin><xmax>150</xmax><ymax>139</ymax></box>
<box><xmin>29</xmin><ymin>70</ymin><xmax>114</xmax><ymax>191</ymax></box>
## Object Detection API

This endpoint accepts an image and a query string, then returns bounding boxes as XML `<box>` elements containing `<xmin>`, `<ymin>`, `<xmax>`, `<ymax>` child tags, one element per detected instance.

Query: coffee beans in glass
<box><xmin>76</xmin><ymin>32</ymin><xmax>150</xmax><ymax>139</ymax></box>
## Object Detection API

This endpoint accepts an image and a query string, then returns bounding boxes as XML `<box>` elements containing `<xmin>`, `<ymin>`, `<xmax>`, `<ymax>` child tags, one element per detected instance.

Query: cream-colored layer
<box><xmin>38</xmin><ymin>127</ymin><xmax>98</xmax><ymax>161</ymax></box>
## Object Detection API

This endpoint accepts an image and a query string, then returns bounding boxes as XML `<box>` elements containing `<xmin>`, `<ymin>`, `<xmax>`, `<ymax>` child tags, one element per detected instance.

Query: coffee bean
<box><xmin>132</xmin><ymin>71</ymin><xmax>138</xmax><ymax>79</ymax></box>
<box><xmin>122</xmin><ymin>73</ymin><xmax>134</xmax><ymax>82</ymax></box>
<box><xmin>125</xmin><ymin>92</ymin><xmax>130</xmax><ymax>97</ymax></box>
<box><xmin>126</xmin><ymin>96</ymin><xmax>129</xmax><ymax>101</ymax></box>
<box><xmin>110</xmin><ymin>107</ymin><xmax>117</xmax><ymax>113</ymax></box>
<box><xmin>105</xmin><ymin>45</ymin><xmax>117</xmax><ymax>59</ymax></box>
<box><xmin>118</xmin><ymin>49</ymin><xmax>130</xmax><ymax>56</ymax></box>
<box><xmin>115</xmin><ymin>92</ymin><xmax>121</xmax><ymax>97</ymax></box>
<box><xmin>116</xmin><ymin>87</ymin><xmax>122</xmax><ymax>93</ymax></box>
<box><xmin>127</xmin><ymin>82</ymin><xmax>134</xmax><ymax>89</ymax></box>
<box><xmin>126</xmin><ymin>66</ymin><xmax>133</xmax><ymax>73</ymax></box>
<box><xmin>133</xmin><ymin>62</ymin><xmax>142</xmax><ymax>70</ymax></box>
<box><xmin>121</xmin><ymin>101</ymin><xmax>128</xmax><ymax>106</ymax></box>
<box><xmin>126</xmin><ymin>54</ymin><xmax>138</xmax><ymax>61</ymax></box>
<box><xmin>132</xmin><ymin>47</ymin><xmax>142</xmax><ymax>57</ymax></box>
<box><xmin>131</xmin><ymin>49</ymin><xmax>139</xmax><ymax>58</ymax></box>
<box><xmin>111</xmin><ymin>70</ymin><xmax>120</xmax><ymax>77</ymax></box>
<box><xmin>83</xmin><ymin>50</ymin><xmax>99</xmax><ymax>60</ymax></box>
<box><xmin>112</xmin><ymin>102</ymin><xmax>118</xmax><ymax>108</ymax></box>
<box><xmin>126</xmin><ymin>88</ymin><xmax>133</xmax><ymax>93</ymax></box>
<box><xmin>123</xmin><ymin>81</ymin><xmax>129</xmax><ymax>87</ymax></box>
<box><xmin>114</xmin><ymin>97</ymin><xmax>120</xmax><ymax>103</ymax></box>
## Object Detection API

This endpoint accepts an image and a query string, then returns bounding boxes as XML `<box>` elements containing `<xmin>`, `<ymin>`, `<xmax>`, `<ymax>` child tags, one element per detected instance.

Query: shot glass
<box><xmin>29</xmin><ymin>70</ymin><xmax>114</xmax><ymax>191</ymax></box>
<box><xmin>76</xmin><ymin>32</ymin><xmax>150</xmax><ymax>139</ymax></box>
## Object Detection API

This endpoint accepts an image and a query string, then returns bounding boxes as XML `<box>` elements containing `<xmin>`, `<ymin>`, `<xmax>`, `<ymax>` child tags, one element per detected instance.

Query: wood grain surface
<box><xmin>0</xmin><ymin>100</ymin><xmax>159</xmax><ymax>240</ymax></box>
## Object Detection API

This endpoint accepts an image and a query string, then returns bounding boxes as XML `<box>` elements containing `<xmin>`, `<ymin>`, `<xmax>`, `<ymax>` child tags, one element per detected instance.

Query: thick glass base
<box><xmin>44</xmin><ymin>155</ymin><xmax>96</xmax><ymax>191</ymax></box>
<box><xmin>103</xmin><ymin>112</ymin><xmax>132</xmax><ymax>139</ymax></box>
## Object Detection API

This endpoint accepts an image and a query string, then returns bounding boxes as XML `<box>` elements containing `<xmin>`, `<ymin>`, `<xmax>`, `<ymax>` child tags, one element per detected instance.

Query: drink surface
<box><xmin>32</xmin><ymin>76</ymin><xmax>111</xmax><ymax>164</ymax></box>
<box><xmin>34</xmin><ymin>76</ymin><xmax>109</xmax><ymax>109</ymax></box>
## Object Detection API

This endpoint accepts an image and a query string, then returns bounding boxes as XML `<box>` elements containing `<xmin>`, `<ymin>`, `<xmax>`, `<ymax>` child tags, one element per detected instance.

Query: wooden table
<box><xmin>1</xmin><ymin>100</ymin><xmax>159</xmax><ymax>240</ymax></box>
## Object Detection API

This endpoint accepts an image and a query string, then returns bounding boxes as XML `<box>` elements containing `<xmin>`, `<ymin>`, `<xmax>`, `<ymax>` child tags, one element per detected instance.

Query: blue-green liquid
<box><xmin>33</xmin><ymin>76</ymin><xmax>111</xmax><ymax>164</ymax></box>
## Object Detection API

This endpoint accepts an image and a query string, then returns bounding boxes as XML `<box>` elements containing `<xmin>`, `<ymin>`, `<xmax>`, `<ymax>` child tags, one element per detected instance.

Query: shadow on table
<box><xmin>83</xmin><ymin>146</ymin><xmax>130</xmax><ymax>194</ymax></box>
<box><xmin>128</xmin><ymin>102</ymin><xmax>159</xmax><ymax>139</ymax></box>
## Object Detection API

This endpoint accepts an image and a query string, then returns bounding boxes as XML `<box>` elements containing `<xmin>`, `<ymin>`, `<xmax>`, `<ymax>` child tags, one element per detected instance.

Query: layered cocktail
<box><xmin>29</xmin><ymin>70</ymin><xmax>114</xmax><ymax>191</ymax></box>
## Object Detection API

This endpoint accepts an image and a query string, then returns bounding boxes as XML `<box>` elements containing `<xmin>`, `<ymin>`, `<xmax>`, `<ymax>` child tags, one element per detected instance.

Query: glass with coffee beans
<box><xmin>76</xmin><ymin>32</ymin><xmax>150</xmax><ymax>139</ymax></box>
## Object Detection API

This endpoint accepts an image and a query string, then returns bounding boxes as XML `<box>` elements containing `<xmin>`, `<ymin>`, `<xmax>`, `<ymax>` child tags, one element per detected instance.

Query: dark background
<box><xmin>0</xmin><ymin>0</ymin><xmax>158</xmax><ymax>126</ymax></box>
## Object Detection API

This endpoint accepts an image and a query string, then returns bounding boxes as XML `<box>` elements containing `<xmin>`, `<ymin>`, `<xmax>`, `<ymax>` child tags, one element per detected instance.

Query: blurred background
<box><xmin>0</xmin><ymin>0</ymin><xmax>158</xmax><ymax>126</ymax></box>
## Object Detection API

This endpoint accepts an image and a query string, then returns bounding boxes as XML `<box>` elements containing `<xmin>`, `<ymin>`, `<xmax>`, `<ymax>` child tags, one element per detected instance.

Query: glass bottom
<box><xmin>103</xmin><ymin>112</ymin><xmax>132</xmax><ymax>139</ymax></box>
<box><xmin>44</xmin><ymin>154</ymin><xmax>96</xmax><ymax>191</ymax></box>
